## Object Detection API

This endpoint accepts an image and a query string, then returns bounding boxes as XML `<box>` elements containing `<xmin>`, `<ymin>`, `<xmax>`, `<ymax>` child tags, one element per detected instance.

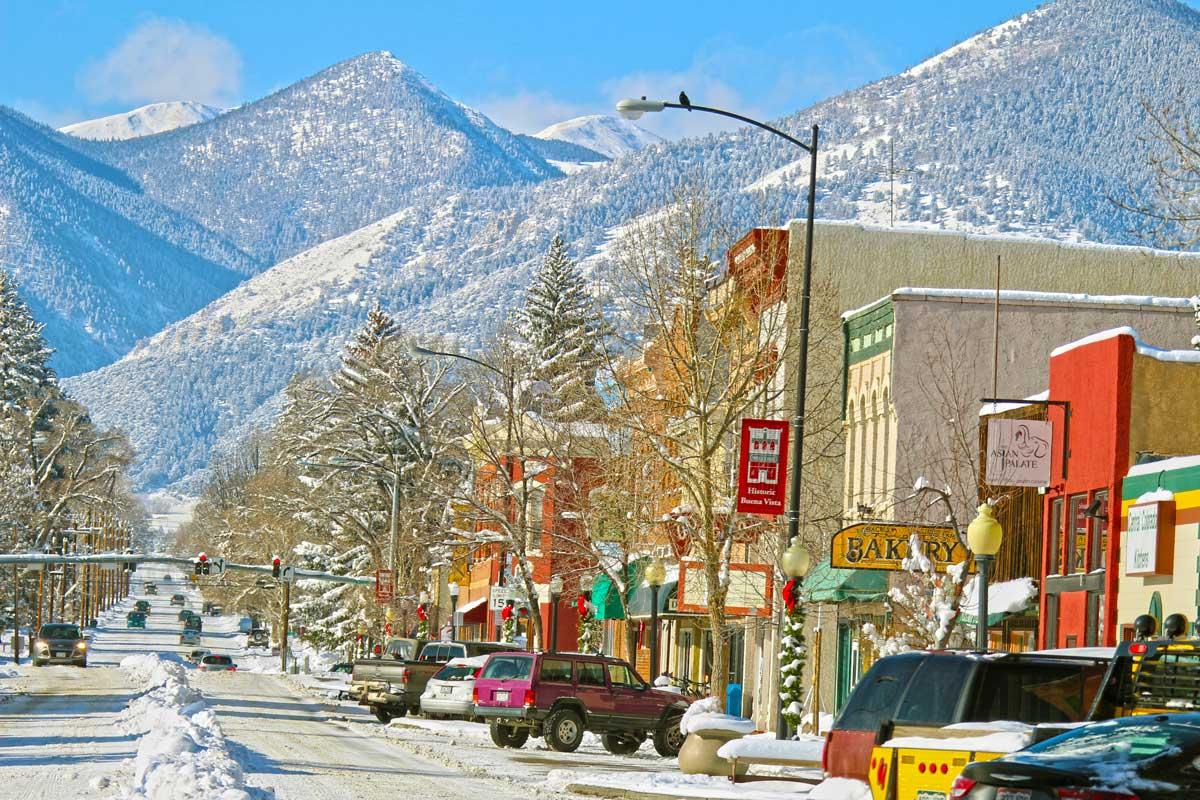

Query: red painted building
<box><xmin>1039</xmin><ymin>327</ymin><xmax>1200</xmax><ymax>648</ymax></box>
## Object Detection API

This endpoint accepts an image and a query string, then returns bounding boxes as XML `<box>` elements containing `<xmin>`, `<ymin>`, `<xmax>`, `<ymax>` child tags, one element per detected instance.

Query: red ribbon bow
<box><xmin>416</xmin><ymin>603</ymin><xmax>428</xmax><ymax>622</ymax></box>
<box><xmin>782</xmin><ymin>578</ymin><xmax>800</xmax><ymax>614</ymax></box>
<box><xmin>501</xmin><ymin>604</ymin><xmax>514</xmax><ymax>621</ymax></box>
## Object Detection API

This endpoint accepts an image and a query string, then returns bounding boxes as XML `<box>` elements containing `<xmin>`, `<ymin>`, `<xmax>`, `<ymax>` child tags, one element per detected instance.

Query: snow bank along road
<box><xmin>0</xmin><ymin>566</ymin><xmax>527</xmax><ymax>800</ymax></box>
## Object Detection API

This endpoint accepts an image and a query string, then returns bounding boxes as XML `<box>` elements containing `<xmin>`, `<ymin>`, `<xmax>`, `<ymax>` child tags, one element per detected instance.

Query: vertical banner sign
<box><xmin>985</xmin><ymin>419</ymin><xmax>1053</xmax><ymax>488</ymax></box>
<box><xmin>375</xmin><ymin>569</ymin><xmax>395</xmax><ymax>604</ymax></box>
<box><xmin>736</xmin><ymin>418</ymin><xmax>790</xmax><ymax>515</ymax></box>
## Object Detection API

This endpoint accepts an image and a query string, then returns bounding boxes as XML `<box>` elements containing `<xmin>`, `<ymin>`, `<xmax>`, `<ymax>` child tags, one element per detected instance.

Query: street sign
<box><xmin>489</xmin><ymin>585</ymin><xmax>530</xmax><ymax>612</ymax></box>
<box><xmin>831</xmin><ymin>522</ymin><xmax>973</xmax><ymax>573</ymax></box>
<box><xmin>280</xmin><ymin>566</ymin><xmax>298</xmax><ymax>584</ymax></box>
<box><xmin>211</xmin><ymin>557</ymin><xmax>226</xmax><ymax>577</ymax></box>
<box><xmin>735</xmin><ymin>418</ymin><xmax>790</xmax><ymax>516</ymax></box>
<box><xmin>374</xmin><ymin>569</ymin><xmax>395</xmax><ymax>603</ymax></box>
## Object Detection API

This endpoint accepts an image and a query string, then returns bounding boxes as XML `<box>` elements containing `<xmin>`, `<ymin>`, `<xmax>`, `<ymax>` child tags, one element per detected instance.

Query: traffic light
<box><xmin>271</xmin><ymin>556</ymin><xmax>281</xmax><ymax>579</ymax></box>
<box><xmin>197</xmin><ymin>552</ymin><xmax>210</xmax><ymax>576</ymax></box>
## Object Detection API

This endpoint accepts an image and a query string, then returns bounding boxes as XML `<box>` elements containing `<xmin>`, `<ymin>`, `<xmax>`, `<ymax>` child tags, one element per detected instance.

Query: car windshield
<box><xmin>203</xmin><ymin>656</ymin><xmax>232</xmax><ymax>665</ymax></box>
<box><xmin>1023</xmin><ymin>717</ymin><xmax>1200</xmax><ymax>763</ymax></box>
<box><xmin>480</xmin><ymin>655</ymin><xmax>532</xmax><ymax>681</ymax></box>
<box><xmin>433</xmin><ymin>664</ymin><xmax>477</xmax><ymax>682</ymax></box>
<box><xmin>40</xmin><ymin>624</ymin><xmax>80</xmax><ymax>639</ymax></box>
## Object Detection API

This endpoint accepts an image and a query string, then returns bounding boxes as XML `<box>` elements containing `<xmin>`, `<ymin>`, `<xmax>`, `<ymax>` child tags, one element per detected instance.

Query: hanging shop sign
<box><xmin>831</xmin><ymin>522</ymin><xmax>973</xmax><ymax>573</ymax></box>
<box><xmin>1125</xmin><ymin>500</ymin><xmax>1175</xmax><ymax>577</ymax></box>
<box><xmin>676</xmin><ymin>560</ymin><xmax>773</xmax><ymax>617</ymax></box>
<box><xmin>374</xmin><ymin>569</ymin><xmax>395</xmax><ymax>603</ymax></box>
<box><xmin>985</xmin><ymin>419</ymin><xmax>1053</xmax><ymax>488</ymax></box>
<box><xmin>735</xmin><ymin>418</ymin><xmax>790</xmax><ymax>515</ymax></box>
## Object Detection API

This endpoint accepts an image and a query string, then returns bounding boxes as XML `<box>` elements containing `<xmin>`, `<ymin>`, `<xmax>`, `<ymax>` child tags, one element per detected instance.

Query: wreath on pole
<box><xmin>778</xmin><ymin>577</ymin><xmax>808</xmax><ymax>733</ymax></box>
<box><xmin>415</xmin><ymin>602</ymin><xmax>429</xmax><ymax>639</ymax></box>
<box><xmin>501</xmin><ymin>600</ymin><xmax>516</xmax><ymax>643</ymax></box>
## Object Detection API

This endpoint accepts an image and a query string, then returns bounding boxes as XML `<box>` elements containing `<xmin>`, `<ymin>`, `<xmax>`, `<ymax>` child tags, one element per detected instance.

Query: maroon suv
<box><xmin>473</xmin><ymin>651</ymin><xmax>690</xmax><ymax>756</ymax></box>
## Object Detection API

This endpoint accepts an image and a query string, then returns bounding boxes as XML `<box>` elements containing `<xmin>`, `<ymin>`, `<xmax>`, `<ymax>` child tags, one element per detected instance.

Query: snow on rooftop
<box><xmin>843</xmin><ymin>289</ymin><xmax>1192</xmax><ymax>321</ymax></box>
<box><xmin>1128</xmin><ymin>454</ymin><xmax>1200</xmax><ymax>477</ymax></box>
<box><xmin>979</xmin><ymin>389</ymin><xmax>1049</xmax><ymax>417</ymax></box>
<box><xmin>1050</xmin><ymin>326</ymin><xmax>1200</xmax><ymax>363</ymax></box>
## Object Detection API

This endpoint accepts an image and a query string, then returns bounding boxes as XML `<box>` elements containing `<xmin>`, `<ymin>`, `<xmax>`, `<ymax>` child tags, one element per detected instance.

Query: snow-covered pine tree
<box><xmin>0</xmin><ymin>271</ymin><xmax>54</xmax><ymax>412</ymax></box>
<box><xmin>514</xmin><ymin>235</ymin><xmax>609</xmax><ymax>417</ymax></box>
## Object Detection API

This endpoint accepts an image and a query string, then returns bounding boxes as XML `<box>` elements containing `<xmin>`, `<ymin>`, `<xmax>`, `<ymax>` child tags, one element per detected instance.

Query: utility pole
<box><xmin>280</xmin><ymin>580</ymin><xmax>291</xmax><ymax>674</ymax></box>
<box><xmin>11</xmin><ymin>565</ymin><xmax>20</xmax><ymax>664</ymax></box>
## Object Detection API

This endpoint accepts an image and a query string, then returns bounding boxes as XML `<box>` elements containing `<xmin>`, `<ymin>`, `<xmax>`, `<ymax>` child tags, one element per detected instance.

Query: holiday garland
<box><xmin>415</xmin><ymin>603</ymin><xmax>428</xmax><ymax>639</ymax></box>
<box><xmin>577</xmin><ymin>592</ymin><xmax>601</xmax><ymax>653</ymax></box>
<box><xmin>778</xmin><ymin>577</ymin><xmax>808</xmax><ymax>732</ymax></box>
<box><xmin>501</xmin><ymin>601</ymin><xmax>516</xmax><ymax>643</ymax></box>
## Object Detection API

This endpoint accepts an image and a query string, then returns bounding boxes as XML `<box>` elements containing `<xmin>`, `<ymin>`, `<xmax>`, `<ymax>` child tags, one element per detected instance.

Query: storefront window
<box><xmin>1048</xmin><ymin>498</ymin><xmax>1063</xmax><ymax>574</ymax></box>
<box><xmin>1068</xmin><ymin>495</ymin><xmax>1087</xmax><ymax>574</ymax></box>
<box><xmin>1089</xmin><ymin>491</ymin><xmax>1109</xmax><ymax>572</ymax></box>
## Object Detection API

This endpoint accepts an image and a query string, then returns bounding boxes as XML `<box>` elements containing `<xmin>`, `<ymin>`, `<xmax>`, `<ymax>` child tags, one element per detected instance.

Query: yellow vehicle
<box><xmin>868</xmin><ymin>615</ymin><xmax>1199</xmax><ymax>800</ymax></box>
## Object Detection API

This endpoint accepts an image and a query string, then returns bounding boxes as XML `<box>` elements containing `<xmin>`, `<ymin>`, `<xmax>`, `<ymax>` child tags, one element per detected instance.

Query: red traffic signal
<box><xmin>271</xmin><ymin>556</ymin><xmax>281</xmax><ymax>579</ymax></box>
<box><xmin>198</xmin><ymin>552</ymin><xmax>208</xmax><ymax>562</ymax></box>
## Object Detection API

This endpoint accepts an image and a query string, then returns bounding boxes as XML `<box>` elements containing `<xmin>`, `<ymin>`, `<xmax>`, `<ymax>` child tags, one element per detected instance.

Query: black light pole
<box><xmin>548</xmin><ymin>575</ymin><xmax>563</xmax><ymax>652</ymax></box>
<box><xmin>644</xmin><ymin>556</ymin><xmax>667</xmax><ymax>679</ymax></box>
<box><xmin>618</xmin><ymin>97</ymin><xmax>820</xmax><ymax>731</ymax></box>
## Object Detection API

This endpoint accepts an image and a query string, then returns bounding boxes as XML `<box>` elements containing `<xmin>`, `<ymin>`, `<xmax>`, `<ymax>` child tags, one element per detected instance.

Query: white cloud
<box><xmin>474</xmin><ymin>90</ymin><xmax>594</xmax><ymax>135</ymax></box>
<box><xmin>78</xmin><ymin>18</ymin><xmax>242</xmax><ymax>107</ymax></box>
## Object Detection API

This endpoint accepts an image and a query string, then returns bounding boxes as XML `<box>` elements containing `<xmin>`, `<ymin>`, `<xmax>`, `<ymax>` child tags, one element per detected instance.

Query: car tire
<box><xmin>489</xmin><ymin>720</ymin><xmax>530</xmax><ymax>749</ymax></box>
<box><xmin>601</xmin><ymin>733</ymin><xmax>642</xmax><ymax>755</ymax></box>
<box><xmin>373</xmin><ymin>707</ymin><xmax>393</xmax><ymax>723</ymax></box>
<box><xmin>653</xmin><ymin>714</ymin><xmax>686</xmax><ymax>757</ymax></box>
<box><xmin>544</xmin><ymin>708</ymin><xmax>585</xmax><ymax>753</ymax></box>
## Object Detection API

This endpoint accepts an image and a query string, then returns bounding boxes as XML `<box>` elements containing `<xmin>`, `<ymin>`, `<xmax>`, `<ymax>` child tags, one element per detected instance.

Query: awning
<box><xmin>628</xmin><ymin>561</ymin><xmax>678</xmax><ymax>618</ymax></box>
<box><xmin>591</xmin><ymin>571</ymin><xmax>628</xmax><ymax>620</ymax></box>
<box><xmin>455</xmin><ymin>596</ymin><xmax>488</xmax><ymax>624</ymax></box>
<box><xmin>803</xmin><ymin>558</ymin><xmax>888</xmax><ymax>603</ymax></box>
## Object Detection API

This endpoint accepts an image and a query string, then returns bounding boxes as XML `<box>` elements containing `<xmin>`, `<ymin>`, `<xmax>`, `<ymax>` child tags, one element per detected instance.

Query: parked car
<box><xmin>954</xmin><ymin>713</ymin><xmax>1200</xmax><ymax>799</ymax></box>
<box><xmin>202</xmin><ymin>601</ymin><xmax>214</xmax><ymax>613</ymax></box>
<box><xmin>198</xmin><ymin>654</ymin><xmax>237</xmax><ymax>672</ymax></box>
<box><xmin>126</xmin><ymin>611</ymin><xmax>146</xmax><ymax>629</ymax></box>
<box><xmin>184</xmin><ymin>616</ymin><xmax>203</xmax><ymax>632</ymax></box>
<box><xmin>188</xmin><ymin>648</ymin><xmax>212</xmax><ymax>664</ymax></box>
<box><xmin>170</xmin><ymin>593</ymin><xmax>186</xmax><ymax>607</ymax></box>
<box><xmin>33</xmin><ymin>623</ymin><xmax>87</xmax><ymax>667</ymax></box>
<box><xmin>824</xmin><ymin>649</ymin><xmax>1113</xmax><ymax>783</ymax></box>
<box><xmin>145</xmin><ymin>583</ymin><xmax>158</xmax><ymax>595</ymax></box>
<box><xmin>180</xmin><ymin>629</ymin><xmax>201</xmax><ymax>646</ymax></box>
<box><xmin>210</xmin><ymin>606</ymin><xmax>222</xmax><ymax>616</ymax></box>
<box><xmin>237</xmin><ymin>617</ymin><xmax>254</xmax><ymax>634</ymax></box>
<box><xmin>420</xmin><ymin>656</ymin><xmax>487</xmax><ymax>719</ymax></box>
<box><xmin>354</xmin><ymin>639</ymin><xmax>511</xmax><ymax>722</ymax></box>
<box><xmin>473</xmin><ymin>651</ymin><xmax>690</xmax><ymax>756</ymax></box>
<box><xmin>247</xmin><ymin>628</ymin><xmax>270</xmax><ymax>648</ymax></box>
<box><xmin>134</xmin><ymin>600</ymin><xmax>151</xmax><ymax>613</ymax></box>
<box><xmin>178</xmin><ymin>609</ymin><xmax>194</xmax><ymax>622</ymax></box>
<box><xmin>330</xmin><ymin>662</ymin><xmax>353</xmax><ymax>674</ymax></box>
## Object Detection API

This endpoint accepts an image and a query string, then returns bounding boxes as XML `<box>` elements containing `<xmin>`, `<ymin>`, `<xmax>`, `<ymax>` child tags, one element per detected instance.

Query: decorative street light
<box><xmin>967</xmin><ymin>503</ymin><xmax>1003</xmax><ymax>653</ymax></box>
<box><xmin>448</xmin><ymin>581</ymin><xmax>460</xmax><ymax>641</ymax></box>
<box><xmin>618</xmin><ymin>94</ymin><xmax>820</xmax><ymax>732</ymax></box>
<box><xmin>548</xmin><ymin>575</ymin><xmax>564</xmax><ymax>653</ymax></box>
<box><xmin>777</xmin><ymin>540</ymin><xmax>812</xmax><ymax>737</ymax></box>
<box><xmin>644</xmin><ymin>555</ymin><xmax>668</xmax><ymax>679</ymax></box>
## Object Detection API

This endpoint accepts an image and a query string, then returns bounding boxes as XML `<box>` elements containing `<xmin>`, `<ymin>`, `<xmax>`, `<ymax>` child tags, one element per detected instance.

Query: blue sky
<box><xmin>3</xmin><ymin>1</ymin><xmax>1194</xmax><ymax>139</ymax></box>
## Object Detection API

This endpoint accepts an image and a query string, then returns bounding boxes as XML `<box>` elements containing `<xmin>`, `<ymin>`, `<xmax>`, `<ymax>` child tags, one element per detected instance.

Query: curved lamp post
<box><xmin>548</xmin><ymin>575</ymin><xmax>563</xmax><ymax>653</ymax></box>
<box><xmin>644</xmin><ymin>556</ymin><xmax>668</xmax><ymax>679</ymax></box>
<box><xmin>967</xmin><ymin>503</ymin><xmax>1003</xmax><ymax>653</ymax></box>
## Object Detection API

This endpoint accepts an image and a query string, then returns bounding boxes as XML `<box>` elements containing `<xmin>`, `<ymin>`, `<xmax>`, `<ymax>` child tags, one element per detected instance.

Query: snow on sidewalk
<box><xmin>114</xmin><ymin>653</ymin><xmax>270</xmax><ymax>800</ymax></box>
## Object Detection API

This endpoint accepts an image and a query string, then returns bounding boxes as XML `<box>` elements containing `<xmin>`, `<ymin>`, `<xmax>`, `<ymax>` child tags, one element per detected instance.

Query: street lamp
<box><xmin>448</xmin><ymin>582</ymin><xmax>460</xmax><ymax>641</ymax></box>
<box><xmin>967</xmin><ymin>503</ymin><xmax>1003</xmax><ymax>653</ymax></box>
<box><xmin>778</xmin><ymin>540</ymin><xmax>812</xmax><ymax>738</ymax></box>
<box><xmin>644</xmin><ymin>556</ymin><xmax>668</xmax><ymax>679</ymax></box>
<box><xmin>548</xmin><ymin>575</ymin><xmax>564</xmax><ymax>653</ymax></box>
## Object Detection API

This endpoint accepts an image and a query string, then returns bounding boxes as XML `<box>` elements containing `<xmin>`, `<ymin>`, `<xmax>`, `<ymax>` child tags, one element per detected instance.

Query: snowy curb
<box><xmin>114</xmin><ymin>654</ymin><xmax>269</xmax><ymax>800</ymax></box>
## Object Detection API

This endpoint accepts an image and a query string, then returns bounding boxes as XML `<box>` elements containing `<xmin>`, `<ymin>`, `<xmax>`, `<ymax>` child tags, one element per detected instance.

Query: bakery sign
<box><xmin>831</xmin><ymin>522</ymin><xmax>973</xmax><ymax>573</ymax></box>
<box><xmin>1125</xmin><ymin>499</ymin><xmax>1175</xmax><ymax>577</ymax></box>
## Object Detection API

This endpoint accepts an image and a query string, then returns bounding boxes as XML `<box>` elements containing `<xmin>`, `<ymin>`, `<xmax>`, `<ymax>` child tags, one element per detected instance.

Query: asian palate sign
<box><xmin>831</xmin><ymin>522</ymin><xmax>973</xmax><ymax>573</ymax></box>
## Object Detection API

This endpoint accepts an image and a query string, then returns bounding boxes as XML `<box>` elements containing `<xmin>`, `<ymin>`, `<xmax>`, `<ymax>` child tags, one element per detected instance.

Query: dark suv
<box><xmin>473</xmin><ymin>652</ymin><xmax>690</xmax><ymax>756</ymax></box>
<box><xmin>33</xmin><ymin>623</ymin><xmax>88</xmax><ymax>667</ymax></box>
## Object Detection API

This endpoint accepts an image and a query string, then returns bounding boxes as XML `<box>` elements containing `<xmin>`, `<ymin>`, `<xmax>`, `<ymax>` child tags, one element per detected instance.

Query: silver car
<box><xmin>33</xmin><ymin>623</ymin><xmax>87</xmax><ymax>667</ymax></box>
<box><xmin>419</xmin><ymin>656</ymin><xmax>486</xmax><ymax>719</ymax></box>
<box><xmin>180</xmin><ymin>629</ymin><xmax>201</xmax><ymax>646</ymax></box>
<box><xmin>198</xmin><ymin>654</ymin><xmax>236</xmax><ymax>672</ymax></box>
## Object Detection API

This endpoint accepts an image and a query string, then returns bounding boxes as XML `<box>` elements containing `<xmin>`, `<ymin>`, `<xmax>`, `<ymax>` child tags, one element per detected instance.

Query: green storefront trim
<box><xmin>1122</xmin><ymin>463</ymin><xmax>1200</xmax><ymax>502</ymax></box>
<box><xmin>804</xmin><ymin>558</ymin><xmax>888</xmax><ymax>603</ymax></box>
<box><xmin>841</xmin><ymin>298</ymin><xmax>894</xmax><ymax>415</ymax></box>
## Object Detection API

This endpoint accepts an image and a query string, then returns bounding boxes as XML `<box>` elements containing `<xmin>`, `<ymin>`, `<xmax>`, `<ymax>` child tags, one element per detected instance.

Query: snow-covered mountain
<box><xmin>64</xmin><ymin>0</ymin><xmax>1200</xmax><ymax>489</ymax></box>
<box><xmin>60</xmin><ymin>101</ymin><xmax>224</xmax><ymax>141</ymax></box>
<box><xmin>82</xmin><ymin>51</ymin><xmax>561</xmax><ymax>266</ymax></box>
<box><xmin>534</xmin><ymin>115</ymin><xmax>662</xmax><ymax>159</ymax></box>
<box><xmin>0</xmin><ymin>107</ymin><xmax>254</xmax><ymax>375</ymax></box>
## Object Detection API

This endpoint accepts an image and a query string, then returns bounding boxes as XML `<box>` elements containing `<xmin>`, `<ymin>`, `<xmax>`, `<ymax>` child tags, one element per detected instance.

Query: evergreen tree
<box><xmin>514</xmin><ymin>236</ymin><xmax>609</xmax><ymax>416</ymax></box>
<box><xmin>0</xmin><ymin>271</ymin><xmax>54</xmax><ymax>412</ymax></box>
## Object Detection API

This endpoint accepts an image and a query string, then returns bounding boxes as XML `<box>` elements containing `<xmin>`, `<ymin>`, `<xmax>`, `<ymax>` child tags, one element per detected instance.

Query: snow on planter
<box><xmin>115</xmin><ymin>653</ymin><xmax>260</xmax><ymax>800</ymax></box>
<box><xmin>678</xmin><ymin>696</ymin><xmax>757</xmax><ymax>735</ymax></box>
<box><xmin>717</xmin><ymin>732</ymin><xmax>824</xmax><ymax>763</ymax></box>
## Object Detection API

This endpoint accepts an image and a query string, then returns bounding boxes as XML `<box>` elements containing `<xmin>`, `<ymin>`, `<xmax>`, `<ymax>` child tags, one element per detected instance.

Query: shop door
<box><xmin>1056</xmin><ymin>591</ymin><xmax>1088</xmax><ymax>648</ymax></box>
<box><xmin>836</xmin><ymin>622</ymin><xmax>853</xmax><ymax>710</ymax></box>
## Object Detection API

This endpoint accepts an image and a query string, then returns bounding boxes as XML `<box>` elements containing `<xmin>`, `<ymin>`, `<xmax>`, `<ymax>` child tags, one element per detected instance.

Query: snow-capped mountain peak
<box><xmin>60</xmin><ymin>101</ymin><xmax>224</xmax><ymax>141</ymax></box>
<box><xmin>534</xmin><ymin>115</ymin><xmax>663</xmax><ymax>159</ymax></box>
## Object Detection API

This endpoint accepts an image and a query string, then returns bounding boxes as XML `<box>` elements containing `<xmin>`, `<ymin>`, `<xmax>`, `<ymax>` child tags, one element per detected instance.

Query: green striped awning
<box><xmin>803</xmin><ymin>558</ymin><xmax>888</xmax><ymax>603</ymax></box>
